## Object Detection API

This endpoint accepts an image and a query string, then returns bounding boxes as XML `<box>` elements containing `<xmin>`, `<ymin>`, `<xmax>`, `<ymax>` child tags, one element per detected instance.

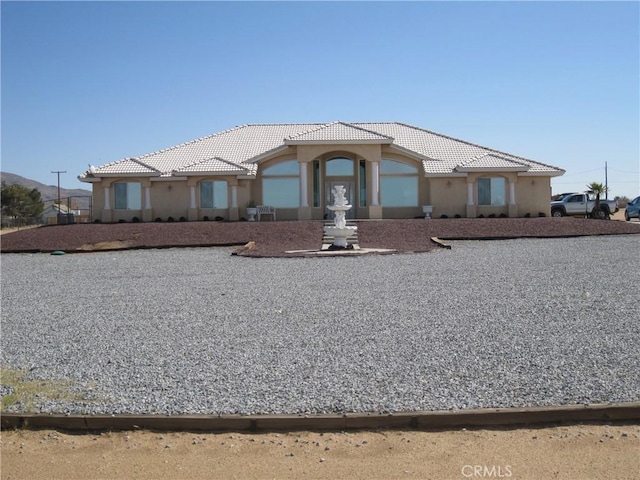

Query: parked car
<box><xmin>625</xmin><ymin>196</ymin><xmax>640</xmax><ymax>221</ymax></box>
<box><xmin>550</xmin><ymin>192</ymin><xmax>618</xmax><ymax>219</ymax></box>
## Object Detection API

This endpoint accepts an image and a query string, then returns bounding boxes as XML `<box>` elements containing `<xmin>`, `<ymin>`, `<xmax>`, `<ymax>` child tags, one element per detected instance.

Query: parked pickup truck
<box><xmin>550</xmin><ymin>192</ymin><xmax>618</xmax><ymax>219</ymax></box>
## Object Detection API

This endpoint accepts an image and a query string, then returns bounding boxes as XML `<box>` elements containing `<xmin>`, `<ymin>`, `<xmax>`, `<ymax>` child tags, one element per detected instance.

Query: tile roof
<box><xmin>456</xmin><ymin>154</ymin><xmax>529</xmax><ymax>171</ymax></box>
<box><xmin>81</xmin><ymin>122</ymin><xmax>564</xmax><ymax>179</ymax></box>
<box><xmin>285</xmin><ymin>121</ymin><xmax>393</xmax><ymax>143</ymax></box>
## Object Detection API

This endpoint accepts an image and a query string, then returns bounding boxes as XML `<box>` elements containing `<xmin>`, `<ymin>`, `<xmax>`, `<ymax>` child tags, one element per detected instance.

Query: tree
<box><xmin>1</xmin><ymin>182</ymin><xmax>45</xmax><ymax>223</ymax></box>
<box><xmin>586</xmin><ymin>182</ymin><xmax>607</xmax><ymax>219</ymax></box>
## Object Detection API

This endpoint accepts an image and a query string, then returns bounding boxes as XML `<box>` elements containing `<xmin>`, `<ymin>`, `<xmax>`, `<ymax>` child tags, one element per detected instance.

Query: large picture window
<box><xmin>262</xmin><ymin>160</ymin><xmax>300</xmax><ymax>208</ymax></box>
<box><xmin>478</xmin><ymin>177</ymin><xmax>506</xmax><ymax>205</ymax></box>
<box><xmin>114</xmin><ymin>182</ymin><xmax>141</xmax><ymax>210</ymax></box>
<box><xmin>200</xmin><ymin>180</ymin><xmax>228</xmax><ymax>208</ymax></box>
<box><xmin>380</xmin><ymin>159</ymin><xmax>418</xmax><ymax>207</ymax></box>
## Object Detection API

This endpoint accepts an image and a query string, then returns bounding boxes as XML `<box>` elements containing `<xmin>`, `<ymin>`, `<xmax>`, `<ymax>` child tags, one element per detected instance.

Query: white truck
<box><xmin>550</xmin><ymin>192</ymin><xmax>618</xmax><ymax>219</ymax></box>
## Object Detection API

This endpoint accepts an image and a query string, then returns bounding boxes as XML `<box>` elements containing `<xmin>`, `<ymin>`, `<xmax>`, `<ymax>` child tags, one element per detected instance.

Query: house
<box><xmin>78</xmin><ymin>122</ymin><xmax>564</xmax><ymax>222</ymax></box>
<box><xmin>42</xmin><ymin>203</ymin><xmax>82</xmax><ymax>225</ymax></box>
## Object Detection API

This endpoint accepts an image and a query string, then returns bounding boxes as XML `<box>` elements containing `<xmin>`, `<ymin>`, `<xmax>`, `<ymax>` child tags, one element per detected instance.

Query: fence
<box><xmin>1</xmin><ymin>195</ymin><xmax>93</xmax><ymax>229</ymax></box>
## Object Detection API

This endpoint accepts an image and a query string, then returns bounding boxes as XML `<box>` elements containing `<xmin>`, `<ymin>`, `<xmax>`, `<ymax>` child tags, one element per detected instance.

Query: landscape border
<box><xmin>2</xmin><ymin>402</ymin><xmax>638</xmax><ymax>433</ymax></box>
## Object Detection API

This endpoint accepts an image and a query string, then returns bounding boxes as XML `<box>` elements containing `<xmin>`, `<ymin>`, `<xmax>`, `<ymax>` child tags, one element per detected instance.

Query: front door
<box><xmin>325</xmin><ymin>181</ymin><xmax>355</xmax><ymax>220</ymax></box>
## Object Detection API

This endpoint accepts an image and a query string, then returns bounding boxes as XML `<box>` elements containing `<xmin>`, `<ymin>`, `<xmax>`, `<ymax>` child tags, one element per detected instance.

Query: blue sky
<box><xmin>2</xmin><ymin>1</ymin><xmax>638</xmax><ymax>198</ymax></box>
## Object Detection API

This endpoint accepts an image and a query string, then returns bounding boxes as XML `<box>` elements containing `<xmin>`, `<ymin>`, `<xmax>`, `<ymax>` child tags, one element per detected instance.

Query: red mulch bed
<box><xmin>1</xmin><ymin>218</ymin><xmax>638</xmax><ymax>257</ymax></box>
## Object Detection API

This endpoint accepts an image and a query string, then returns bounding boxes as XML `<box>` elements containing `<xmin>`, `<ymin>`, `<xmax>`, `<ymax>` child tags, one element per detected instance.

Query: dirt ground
<box><xmin>1</xmin><ymin>424</ymin><xmax>638</xmax><ymax>480</ymax></box>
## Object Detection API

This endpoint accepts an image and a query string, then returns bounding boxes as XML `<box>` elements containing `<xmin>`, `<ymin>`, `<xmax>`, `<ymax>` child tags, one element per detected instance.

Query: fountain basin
<box><xmin>323</xmin><ymin>225</ymin><xmax>357</xmax><ymax>248</ymax></box>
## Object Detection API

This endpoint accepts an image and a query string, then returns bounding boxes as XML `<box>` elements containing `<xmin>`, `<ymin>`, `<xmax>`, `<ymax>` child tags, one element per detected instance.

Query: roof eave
<box><xmin>518</xmin><ymin>170</ymin><xmax>565</xmax><ymax>177</ymax></box>
<box><xmin>91</xmin><ymin>172</ymin><xmax>161</xmax><ymax>178</ymax></box>
<box><xmin>175</xmin><ymin>170</ymin><xmax>248</xmax><ymax>176</ymax></box>
<box><xmin>78</xmin><ymin>176</ymin><xmax>101</xmax><ymax>183</ymax></box>
<box><xmin>425</xmin><ymin>172</ymin><xmax>468</xmax><ymax>177</ymax></box>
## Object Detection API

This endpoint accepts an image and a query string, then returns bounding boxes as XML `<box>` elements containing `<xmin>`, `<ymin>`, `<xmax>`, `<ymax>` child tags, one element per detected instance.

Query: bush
<box><xmin>94</xmin><ymin>219</ymin><xmax>101</xmax><ymax>223</ymax></box>
<box><xmin>118</xmin><ymin>219</ymin><xmax>126</xmax><ymax>223</ymax></box>
<box><xmin>440</xmin><ymin>214</ymin><xmax>448</xmax><ymax>219</ymax></box>
<box><xmin>167</xmin><ymin>217</ymin><xmax>175</xmax><ymax>222</ymax></box>
<box><xmin>203</xmin><ymin>216</ymin><xmax>210</xmax><ymax>221</ymax></box>
<box><xmin>132</xmin><ymin>217</ymin><xmax>140</xmax><ymax>223</ymax></box>
<box><xmin>179</xmin><ymin>216</ymin><xmax>187</xmax><ymax>222</ymax></box>
<box><xmin>214</xmin><ymin>216</ymin><xmax>224</xmax><ymax>222</ymax></box>
<box><xmin>538</xmin><ymin>212</ymin><xmax>546</xmax><ymax>217</ymax></box>
<box><xmin>499</xmin><ymin>213</ymin><xmax>508</xmax><ymax>218</ymax></box>
<box><xmin>154</xmin><ymin>217</ymin><xmax>162</xmax><ymax>222</ymax></box>
<box><xmin>454</xmin><ymin>214</ymin><xmax>461</xmax><ymax>218</ymax></box>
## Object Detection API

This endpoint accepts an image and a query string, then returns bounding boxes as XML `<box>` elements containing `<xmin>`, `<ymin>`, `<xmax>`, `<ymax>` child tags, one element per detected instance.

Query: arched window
<box><xmin>478</xmin><ymin>177</ymin><xmax>506</xmax><ymax>205</ymax></box>
<box><xmin>326</xmin><ymin>157</ymin><xmax>353</xmax><ymax>176</ymax></box>
<box><xmin>380</xmin><ymin>159</ymin><xmax>418</xmax><ymax>207</ymax></box>
<box><xmin>200</xmin><ymin>180</ymin><xmax>228</xmax><ymax>208</ymax></box>
<box><xmin>262</xmin><ymin>160</ymin><xmax>300</xmax><ymax>207</ymax></box>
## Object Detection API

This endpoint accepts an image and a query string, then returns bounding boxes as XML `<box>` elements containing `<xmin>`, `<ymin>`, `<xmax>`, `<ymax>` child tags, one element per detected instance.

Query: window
<box><xmin>326</xmin><ymin>158</ymin><xmax>353</xmax><ymax>176</ymax></box>
<box><xmin>262</xmin><ymin>160</ymin><xmax>299</xmax><ymax>207</ymax></box>
<box><xmin>380</xmin><ymin>159</ymin><xmax>418</xmax><ymax>207</ymax></box>
<box><xmin>313</xmin><ymin>160</ymin><xmax>320</xmax><ymax>207</ymax></box>
<box><xmin>200</xmin><ymin>181</ymin><xmax>228</xmax><ymax>208</ymax></box>
<box><xmin>114</xmin><ymin>182</ymin><xmax>141</xmax><ymax>210</ymax></box>
<box><xmin>478</xmin><ymin>177</ymin><xmax>506</xmax><ymax>206</ymax></box>
<box><xmin>359</xmin><ymin>160</ymin><xmax>367</xmax><ymax>207</ymax></box>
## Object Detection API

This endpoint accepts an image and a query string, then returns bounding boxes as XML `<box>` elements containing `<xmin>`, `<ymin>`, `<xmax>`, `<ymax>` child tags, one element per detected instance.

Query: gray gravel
<box><xmin>1</xmin><ymin>236</ymin><xmax>639</xmax><ymax>415</ymax></box>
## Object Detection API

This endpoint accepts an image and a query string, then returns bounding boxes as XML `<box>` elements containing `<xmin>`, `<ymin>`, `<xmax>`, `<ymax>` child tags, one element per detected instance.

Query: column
<box><xmin>371</xmin><ymin>161</ymin><xmax>380</xmax><ymax>206</ymax></box>
<box><xmin>466</xmin><ymin>180</ymin><xmax>476</xmax><ymax>218</ymax></box>
<box><xmin>102</xmin><ymin>185</ymin><xmax>112</xmax><ymax>222</ymax></box>
<box><xmin>104</xmin><ymin>186</ymin><xmax>110</xmax><ymax>210</ymax></box>
<box><xmin>299</xmin><ymin>161</ymin><xmax>308</xmax><ymax>207</ymax></box>
<box><xmin>189</xmin><ymin>186</ymin><xmax>196</xmax><ymax>209</ymax></box>
<box><xmin>231</xmin><ymin>185</ymin><xmax>238</xmax><ymax>208</ymax></box>
<box><xmin>508</xmin><ymin>180</ymin><xmax>518</xmax><ymax>217</ymax></box>
<box><xmin>145</xmin><ymin>187</ymin><xmax>152</xmax><ymax>209</ymax></box>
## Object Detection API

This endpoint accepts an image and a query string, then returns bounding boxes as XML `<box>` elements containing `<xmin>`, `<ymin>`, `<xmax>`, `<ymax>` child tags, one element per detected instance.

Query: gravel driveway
<box><xmin>1</xmin><ymin>236</ymin><xmax>639</xmax><ymax>415</ymax></box>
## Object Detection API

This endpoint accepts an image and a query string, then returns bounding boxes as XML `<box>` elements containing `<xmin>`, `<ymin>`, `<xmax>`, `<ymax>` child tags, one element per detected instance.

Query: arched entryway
<box><xmin>316</xmin><ymin>156</ymin><xmax>365</xmax><ymax>220</ymax></box>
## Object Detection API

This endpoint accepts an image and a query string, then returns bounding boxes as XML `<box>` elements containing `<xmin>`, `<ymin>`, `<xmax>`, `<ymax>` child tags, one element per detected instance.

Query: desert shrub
<box><xmin>179</xmin><ymin>216</ymin><xmax>187</xmax><ymax>222</ymax></box>
<box><xmin>215</xmin><ymin>216</ymin><xmax>224</xmax><ymax>222</ymax></box>
<box><xmin>167</xmin><ymin>216</ymin><xmax>175</xmax><ymax>222</ymax></box>
<box><xmin>203</xmin><ymin>216</ymin><xmax>210</xmax><ymax>221</ymax></box>
<box><xmin>499</xmin><ymin>213</ymin><xmax>508</xmax><ymax>218</ymax></box>
<box><xmin>440</xmin><ymin>214</ymin><xmax>448</xmax><ymax>219</ymax></box>
<box><xmin>454</xmin><ymin>214</ymin><xmax>461</xmax><ymax>218</ymax></box>
<box><xmin>132</xmin><ymin>217</ymin><xmax>140</xmax><ymax>223</ymax></box>
<box><xmin>154</xmin><ymin>217</ymin><xmax>162</xmax><ymax>222</ymax></box>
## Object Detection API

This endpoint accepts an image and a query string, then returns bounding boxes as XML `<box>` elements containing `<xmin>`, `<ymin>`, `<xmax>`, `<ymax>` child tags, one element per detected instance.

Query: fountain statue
<box><xmin>324</xmin><ymin>185</ymin><xmax>358</xmax><ymax>249</ymax></box>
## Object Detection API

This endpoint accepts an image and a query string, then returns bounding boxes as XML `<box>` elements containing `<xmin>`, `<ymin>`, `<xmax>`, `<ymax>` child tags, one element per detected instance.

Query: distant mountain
<box><xmin>1</xmin><ymin>172</ymin><xmax>92</xmax><ymax>210</ymax></box>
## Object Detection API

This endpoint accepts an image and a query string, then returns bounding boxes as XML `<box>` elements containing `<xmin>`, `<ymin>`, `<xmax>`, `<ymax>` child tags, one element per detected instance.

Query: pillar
<box><xmin>466</xmin><ymin>181</ymin><xmax>477</xmax><ymax>218</ymax></box>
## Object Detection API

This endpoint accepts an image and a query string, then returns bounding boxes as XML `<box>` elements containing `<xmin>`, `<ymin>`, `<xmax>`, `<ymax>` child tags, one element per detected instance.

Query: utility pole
<box><xmin>51</xmin><ymin>170</ymin><xmax>66</xmax><ymax>208</ymax></box>
<box><xmin>605</xmin><ymin>162</ymin><xmax>608</xmax><ymax>199</ymax></box>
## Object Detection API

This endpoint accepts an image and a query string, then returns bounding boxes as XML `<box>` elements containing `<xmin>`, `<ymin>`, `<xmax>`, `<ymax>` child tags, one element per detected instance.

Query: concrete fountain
<box><xmin>324</xmin><ymin>185</ymin><xmax>358</xmax><ymax>250</ymax></box>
